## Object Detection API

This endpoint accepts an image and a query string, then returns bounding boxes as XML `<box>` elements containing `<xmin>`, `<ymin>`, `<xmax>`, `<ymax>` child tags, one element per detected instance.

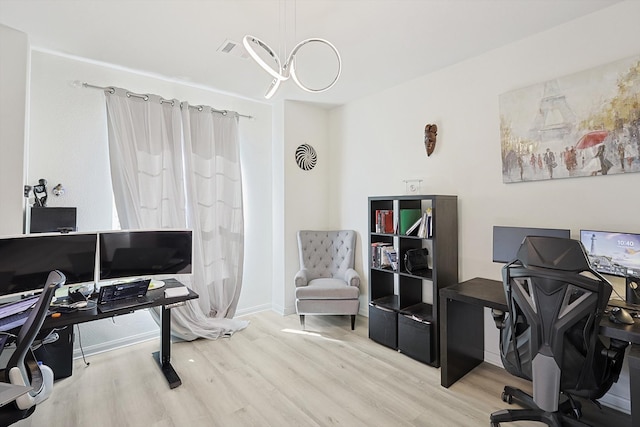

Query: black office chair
<box><xmin>0</xmin><ymin>270</ymin><xmax>65</xmax><ymax>425</ymax></box>
<box><xmin>490</xmin><ymin>237</ymin><xmax>628</xmax><ymax>427</ymax></box>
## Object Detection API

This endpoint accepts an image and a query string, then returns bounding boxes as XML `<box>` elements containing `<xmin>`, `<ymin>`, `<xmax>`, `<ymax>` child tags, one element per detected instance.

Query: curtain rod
<box><xmin>80</xmin><ymin>82</ymin><xmax>254</xmax><ymax>119</ymax></box>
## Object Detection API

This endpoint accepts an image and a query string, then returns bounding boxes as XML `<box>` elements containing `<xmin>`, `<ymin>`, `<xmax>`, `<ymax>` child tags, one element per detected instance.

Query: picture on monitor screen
<box><xmin>580</xmin><ymin>229</ymin><xmax>640</xmax><ymax>278</ymax></box>
<box><xmin>0</xmin><ymin>233</ymin><xmax>97</xmax><ymax>298</ymax></box>
<box><xmin>493</xmin><ymin>226</ymin><xmax>571</xmax><ymax>263</ymax></box>
<box><xmin>99</xmin><ymin>230</ymin><xmax>192</xmax><ymax>281</ymax></box>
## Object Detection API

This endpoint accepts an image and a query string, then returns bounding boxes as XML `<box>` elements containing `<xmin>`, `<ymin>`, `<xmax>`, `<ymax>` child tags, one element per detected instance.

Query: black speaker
<box><xmin>626</xmin><ymin>277</ymin><xmax>640</xmax><ymax>305</ymax></box>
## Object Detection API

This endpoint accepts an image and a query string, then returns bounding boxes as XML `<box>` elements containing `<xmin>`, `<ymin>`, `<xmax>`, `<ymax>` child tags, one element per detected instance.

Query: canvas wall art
<box><xmin>500</xmin><ymin>55</ymin><xmax>640</xmax><ymax>183</ymax></box>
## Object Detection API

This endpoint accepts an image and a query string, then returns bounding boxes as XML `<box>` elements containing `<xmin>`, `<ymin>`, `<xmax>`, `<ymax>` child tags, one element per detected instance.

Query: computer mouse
<box><xmin>610</xmin><ymin>307</ymin><xmax>634</xmax><ymax>325</ymax></box>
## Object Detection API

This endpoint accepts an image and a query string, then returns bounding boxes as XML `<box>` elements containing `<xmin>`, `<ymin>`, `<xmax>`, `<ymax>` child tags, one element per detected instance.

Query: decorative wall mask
<box><xmin>295</xmin><ymin>143</ymin><xmax>317</xmax><ymax>171</ymax></box>
<box><xmin>424</xmin><ymin>124</ymin><xmax>438</xmax><ymax>156</ymax></box>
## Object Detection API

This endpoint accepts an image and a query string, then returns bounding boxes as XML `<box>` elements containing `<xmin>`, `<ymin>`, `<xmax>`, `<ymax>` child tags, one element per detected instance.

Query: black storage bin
<box><xmin>398</xmin><ymin>306</ymin><xmax>433</xmax><ymax>364</ymax></box>
<box><xmin>369</xmin><ymin>303</ymin><xmax>397</xmax><ymax>349</ymax></box>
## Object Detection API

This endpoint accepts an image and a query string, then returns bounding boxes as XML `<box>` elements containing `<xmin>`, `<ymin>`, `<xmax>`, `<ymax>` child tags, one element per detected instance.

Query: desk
<box><xmin>440</xmin><ymin>277</ymin><xmax>640</xmax><ymax>424</ymax></box>
<box><xmin>43</xmin><ymin>279</ymin><xmax>198</xmax><ymax>389</ymax></box>
<box><xmin>0</xmin><ymin>383</ymin><xmax>31</xmax><ymax>407</ymax></box>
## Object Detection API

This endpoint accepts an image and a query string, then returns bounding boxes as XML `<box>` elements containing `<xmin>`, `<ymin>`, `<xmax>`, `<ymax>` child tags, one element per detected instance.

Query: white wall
<box><xmin>25</xmin><ymin>50</ymin><xmax>274</xmax><ymax>315</ymax></box>
<box><xmin>329</xmin><ymin>0</ymin><xmax>640</xmax><ymax>413</ymax></box>
<box><xmin>272</xmin><ymin>100</ymin><xmax>331</xmax><ymax>315</ymax></box>
<box><xmin>0</xmin><ymin>24</ymin><xmax>29</xmax><ymax>235</ymax></box>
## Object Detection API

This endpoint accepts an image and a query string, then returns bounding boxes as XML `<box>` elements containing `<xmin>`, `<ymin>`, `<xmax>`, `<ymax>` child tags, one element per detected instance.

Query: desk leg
<box><xmin>440</xmin><ymin>295</ymin><xmax>485</xmax><ymax>387</ymax></box>
<box><xmin>629</xmin><ymin>344</ymin><xmax>640</xmax><ymax>425</ymax></box>
<box><xmin>152</xmin><ymin>305</ymin><xmax>182</xmax><ymax>389</ymax></box>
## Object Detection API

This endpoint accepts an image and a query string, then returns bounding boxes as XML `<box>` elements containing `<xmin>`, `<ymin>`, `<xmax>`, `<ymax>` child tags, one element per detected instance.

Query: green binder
<box><xmin>399</xmin><ymin>209</ymin><xmax>422</xmax><ymax>234</ymax></box>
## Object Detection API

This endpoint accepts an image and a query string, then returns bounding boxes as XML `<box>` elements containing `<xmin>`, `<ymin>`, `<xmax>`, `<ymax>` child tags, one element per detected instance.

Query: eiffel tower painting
<box><xmin>528</xmin><ymin>80</ymin><xmax>577</xmax><ymax>142</ymax></box>
<box><xmin>499</xmin><ymin>54</ymin><xmax>640</xmax><ymax>183</ymax></box>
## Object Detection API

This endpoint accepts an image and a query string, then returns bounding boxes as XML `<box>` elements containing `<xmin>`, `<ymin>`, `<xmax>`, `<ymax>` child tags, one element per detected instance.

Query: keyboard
<box><xmin>0</xmin><ymin>296</ymin><xmax>40</xmax><ymax>332</ymax></box>
<box><xmin>0</xmin><ymin>310</ymin><xmax>32</xmax><ymax>332</ymax></box>
<box><xmin>98</xmin><ymin>296</ymin><xmax>152</xmax><ymax>313</ymax></box>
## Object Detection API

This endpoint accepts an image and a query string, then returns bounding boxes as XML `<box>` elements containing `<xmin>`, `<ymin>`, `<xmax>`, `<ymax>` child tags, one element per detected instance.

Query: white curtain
<box><xmin>105</xmin><ymin>88</ymin><xmax>248</xmax><ymax>340</ymax></box>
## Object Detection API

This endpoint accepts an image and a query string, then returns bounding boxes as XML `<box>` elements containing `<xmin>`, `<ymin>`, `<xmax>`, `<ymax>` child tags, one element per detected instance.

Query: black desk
<box><xmin>440</xmin><ymin>277</ymin><xmax>640</xmax><ymax>423</ymax></box>
<box><xmin>43</xmin><ymin>279</ymin><xmax>198</xmax><ymax>389</ymax></box>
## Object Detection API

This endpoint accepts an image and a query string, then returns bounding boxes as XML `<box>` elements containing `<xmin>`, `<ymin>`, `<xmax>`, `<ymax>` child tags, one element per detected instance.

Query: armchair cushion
<box><xmin>295</xmin><ymin>278</ymin><xmax>360</xmax><ymax>300</ymax></box>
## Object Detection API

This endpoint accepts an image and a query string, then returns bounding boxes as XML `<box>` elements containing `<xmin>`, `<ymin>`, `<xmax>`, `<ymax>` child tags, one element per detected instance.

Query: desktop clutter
<box><xmin>50</xmin><ymin>285</ymin><xmax>96</xmax><ymax>313</ymax></box>
<box><xmin>49</xmin><ymin>278</ymin><xmax>189</xmax><ymax>316</ymax></box>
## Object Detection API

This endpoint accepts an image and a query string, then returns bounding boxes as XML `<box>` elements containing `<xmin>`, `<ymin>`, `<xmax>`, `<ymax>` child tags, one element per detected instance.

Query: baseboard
<box><xmin>235</xmin><ymin>303</ymin><xmax>272</xmax><ymax>317</ymax></box>
<box><xmin>73</xmin><ymin>330</ymin><xmax>158</xmax><ymax>359</ymax></box>
<box><xmin>268</xmin><ymin>302</ymin><xmax>296</xmax><ymax>316</ymax></box>
<box><xmin>484</xmin><ymin>350</ymin><xmax>502</xmax><ymax>368</ymax></box>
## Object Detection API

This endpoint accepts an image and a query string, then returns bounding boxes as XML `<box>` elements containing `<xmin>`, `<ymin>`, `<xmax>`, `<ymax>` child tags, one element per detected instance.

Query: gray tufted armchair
<box><xmin>294</xmin><ymin>230</ymin><xmax>360</xmax><ymax>330</ymax></box>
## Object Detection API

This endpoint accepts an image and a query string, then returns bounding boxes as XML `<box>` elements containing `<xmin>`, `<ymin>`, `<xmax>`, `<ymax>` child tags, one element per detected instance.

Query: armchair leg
<box><xmin>299</xmin><ymin>315</ymin><xmax>305</xmax><ymax>329</ymax></box>
<box><xmin>350</xmin><ymin>315</ymin><xmax>356</xmax><ymax>330</ymax></box>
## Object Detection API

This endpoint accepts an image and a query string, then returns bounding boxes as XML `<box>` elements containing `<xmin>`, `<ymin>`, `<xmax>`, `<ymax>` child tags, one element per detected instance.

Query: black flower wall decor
<box><xmin>295</xmin><ymin>143</ymin><xmax>317</xmax><ymax>171</ymax></box>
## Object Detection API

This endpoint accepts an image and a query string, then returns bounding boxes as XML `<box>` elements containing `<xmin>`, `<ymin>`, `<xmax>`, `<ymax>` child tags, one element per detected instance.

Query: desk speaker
<box><xmin>626</xmin><ymin>277</ymin><xmax>640</xmax><ymax>305</ymax></box>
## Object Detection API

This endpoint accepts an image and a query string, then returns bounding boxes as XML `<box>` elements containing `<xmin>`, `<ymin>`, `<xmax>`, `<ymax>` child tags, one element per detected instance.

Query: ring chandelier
<box><xmin>242</xmin><ymin>35</ymin><xmax>342</xmax><ymax>99</ymax></box>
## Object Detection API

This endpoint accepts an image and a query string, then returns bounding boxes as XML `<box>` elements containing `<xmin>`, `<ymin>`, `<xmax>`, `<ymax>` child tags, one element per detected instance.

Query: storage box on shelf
<box><xmin>368</xmin><ymin>195</ymin><xmax>458</xmax><ymax>367</ymax></box>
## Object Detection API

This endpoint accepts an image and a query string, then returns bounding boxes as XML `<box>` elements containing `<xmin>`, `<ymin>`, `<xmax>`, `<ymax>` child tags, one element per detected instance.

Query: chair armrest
<box><xmin>295</xmin><ymin>269</ymin><xmax>309</xmax><ymax>287</ymax></box>
<box><xmin>345</xmin><ymin>268</ymin><xmax>360</xmax><ymax>288</ymax></box>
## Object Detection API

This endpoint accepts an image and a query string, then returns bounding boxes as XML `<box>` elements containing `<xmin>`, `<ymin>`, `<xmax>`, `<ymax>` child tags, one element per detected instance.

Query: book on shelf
<box><xmin>399</xmin><ymin>209</ymin><xmax>421</xmax><ymax>234</ymax></box>
<box><xmin>426</xmin><ymin>207</ymin><xmax>433</xmax><ymax>238</ymax></box>
<box><xmin>417</xmin><ymin>211</ymin><xmax>427</xmax><ymax>237</ymax></box>
<box><xmin>375</xmin><ymin>209</ymin><xmax>394</xmax><ymax>233</ymax></box>
<box><xmin>371</xmin><ymin>242</ymin><xmax>392</xmax><ymax>268</ymax></box>
<box><xmin>383</xmin><ymin>247</ymin><xmax>398</xmax><ymax>271</ymax></box>
<box><xmin>405</xmin><ymin>216</ymin><xmax>422</xmax><ymax>235</ymax></box>
<box><xmin>417</xmin><ymin>208</ymin><xmax>433</xmax><ymax>238</ymax></box>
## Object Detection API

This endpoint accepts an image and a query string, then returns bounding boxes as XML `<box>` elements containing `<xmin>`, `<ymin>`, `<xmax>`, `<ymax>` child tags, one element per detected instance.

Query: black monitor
<box><xmin>579</xmin><ymin>229</ymin><xmax>640</xmax><ymax>278</ymax></box>
<box><xmin>492</xmin><ymin>226</ymin><xmax>571</xmax><ymax>263</ymax></box>
<box><xmin>30</xmin><ymin>207</ymin><xmax>77</xmax><ymax>233</ymax></box>
<box><xmin>99</xmin><ymin>230</ymin><xmax>192</xmax><ymax>281</ymax></box>
<box><xmin>0</xmin><ymin>233</ymin><xmax>97</xmax><ymax>298</ymax></box>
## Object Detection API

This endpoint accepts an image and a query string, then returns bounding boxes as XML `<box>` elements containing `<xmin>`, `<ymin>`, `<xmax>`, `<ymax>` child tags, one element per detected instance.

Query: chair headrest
<box><xmin>516</xmin><ymin>236</ymin><xmax>592</xmax><ymax>272</ymax></box>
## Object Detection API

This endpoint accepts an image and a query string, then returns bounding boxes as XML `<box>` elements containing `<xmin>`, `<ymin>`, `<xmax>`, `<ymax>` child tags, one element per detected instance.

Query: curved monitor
<box><xmin>580</xmin><ymin>229</ymin><xmax>640</xmax><ymax>278</ymax></box>
<box><xmin>99</xmin><ymin>230</ymin><xmax>192</xmax><ymax>281</ymax></box>
<box><xmin>0</xmin><ymin>232</ymin><xmax>97</xmax><ymax>298</ymax></box>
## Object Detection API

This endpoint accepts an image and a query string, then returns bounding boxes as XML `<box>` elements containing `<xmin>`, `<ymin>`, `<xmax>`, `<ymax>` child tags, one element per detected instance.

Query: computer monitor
<box><xmin>492</xmin><ymin>226</ymin><xmax>571</xmax><ymax>263</ymax></box>
<box><xmin>30</xmin><ymin>207</ymin><xmax>77</xmax><ymax>233</ymax></box>
<box><xmin>579</xmin><ymin>229</ymin><xmax>640</xmax><ymax>278</ymax></box>
<box><xmin>0</xmin><ymin>232</ymin><xmax>97</xmax><ymax>298</ymax></box>
<box><xmin>99</xmin><ymin>230</ymin><xmax>192</xmax><ymax>281</ymax></box>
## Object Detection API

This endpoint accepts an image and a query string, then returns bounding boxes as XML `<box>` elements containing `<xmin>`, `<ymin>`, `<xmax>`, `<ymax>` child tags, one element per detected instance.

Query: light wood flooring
<box><xmin>13</xmin><ymin>312</ymin><xmax>624</xmax><ymax>426</ymax></box>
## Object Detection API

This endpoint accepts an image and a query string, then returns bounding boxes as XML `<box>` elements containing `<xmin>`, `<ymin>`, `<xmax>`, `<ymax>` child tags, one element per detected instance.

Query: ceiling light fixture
<box><xmin>242</xmin><ymin>35</ymin><xmax>341</xmax><ymax>99</ymax></box>
<box><xmin>242</xmin><ymin>0</ymin><xmax>341</xmax><ymax>100</ymax></box>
